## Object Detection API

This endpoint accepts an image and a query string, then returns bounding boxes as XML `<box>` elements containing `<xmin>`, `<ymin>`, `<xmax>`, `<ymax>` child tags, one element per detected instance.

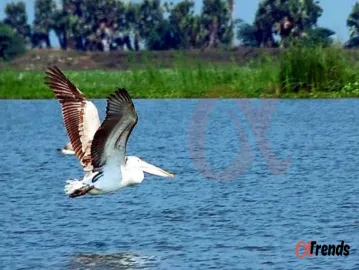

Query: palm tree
<box><xmin>253</xmin><ymin>0</ymin><xmax>323</xmax><ymax>47</ymax></box>
<box><xmin>3</xmin><ymin>2</ymin><xmax>31</xmax><ymax>44</ymax></box>
<box><xmin>33</xmin><ymin>0</ymin><xmax>57</xmax><ymax>48</ymax></box>
<box><xmin>347</xmin><ymin>2</ymin><xmax>359</xmax><ymax>38</ymax></box>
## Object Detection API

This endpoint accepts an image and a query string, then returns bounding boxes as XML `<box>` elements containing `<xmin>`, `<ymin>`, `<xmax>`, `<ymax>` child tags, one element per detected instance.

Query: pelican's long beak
<box><xmin>139</xmin><ymin>159</ymin><xmax>174</xmax><ymax>178</ymax></box>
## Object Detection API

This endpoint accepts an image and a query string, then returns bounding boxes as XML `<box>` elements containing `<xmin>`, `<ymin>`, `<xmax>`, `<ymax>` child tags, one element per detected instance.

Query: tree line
<box><xmin>2</xmin><ymin>0</ymin><xmax>359</xmax><ymax>59</ymax></box>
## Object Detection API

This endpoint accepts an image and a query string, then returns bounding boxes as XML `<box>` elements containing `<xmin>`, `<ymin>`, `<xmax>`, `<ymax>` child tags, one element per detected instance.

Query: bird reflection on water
<box><xmin>68</xmin><ymin>252</ymin><xmax>159</xmax><ymax>269</ymax></box>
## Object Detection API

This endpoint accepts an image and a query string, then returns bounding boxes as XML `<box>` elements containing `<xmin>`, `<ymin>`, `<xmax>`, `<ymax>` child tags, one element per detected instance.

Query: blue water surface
<box><xmin>0</xmin><ymin>99</ymin><xmax>358</xmax><ymax>269</ymax></box>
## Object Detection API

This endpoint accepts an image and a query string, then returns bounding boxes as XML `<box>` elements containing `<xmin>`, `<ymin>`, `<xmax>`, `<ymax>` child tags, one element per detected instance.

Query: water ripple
<box><xmin>0</xmin><ymin>99</ymin><xmax>358</xmax><ymax>269</ymax></box>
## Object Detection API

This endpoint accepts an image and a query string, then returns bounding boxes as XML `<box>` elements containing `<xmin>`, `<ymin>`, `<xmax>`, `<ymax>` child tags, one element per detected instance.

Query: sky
<box><xmin>0</xmin><ymin>0</ymin><xmax>357</xmax><ymax>47</ymax></box>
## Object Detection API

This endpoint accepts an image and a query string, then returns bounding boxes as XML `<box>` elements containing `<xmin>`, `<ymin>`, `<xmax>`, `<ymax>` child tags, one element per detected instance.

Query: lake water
<box><xmin>0</xmin><ymin>99</ymin><xmax>358</xmax><ymax>269</ymax></box>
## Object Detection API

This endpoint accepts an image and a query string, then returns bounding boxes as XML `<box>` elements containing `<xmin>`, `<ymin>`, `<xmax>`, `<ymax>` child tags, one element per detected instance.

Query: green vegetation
<box><xmin>280</xmin><ymin>44</ymin><xmax>352</xmax><ymax>93</ymax></box>
<box><xmin>0</xmin><ymin>0</ymin><xmax>348</xmax><ymax>55</ymax></box>
<box><xmin>0</xmin><ymin>23</ymin><xmax>27</xmax><ymax>60</ymax></box>
<box><xmin>0</xmin><ymin>65</ymin><xmax>273</xmax><ymax>99</ymax></box>
<box><xmin>240</xmin><ymin>0</ymin><xmax>330</xmax><ymax>48</ymax></box>
<box><xmin>3</xmin><ymin>0</ymin><xmax>359</xmax><ymax>58</ymax></box>
<box><xmin>346</xmin><ymin>2</ymin><xmax>359</xmax><ymax>48</ymax></box>
<box><xmin>2</xmin><ymin>46</ymin><xmax>359</xmax><ymax>99</ymax></box>
<box><xmin>1</xmin><ymin>0</ymin><xmax>235</xmax><ymax>53</ymax></box>
<box><xmin>1</xmin><ymin>1</ymin><xmax>358</xmax><ymax>99</ymax></box>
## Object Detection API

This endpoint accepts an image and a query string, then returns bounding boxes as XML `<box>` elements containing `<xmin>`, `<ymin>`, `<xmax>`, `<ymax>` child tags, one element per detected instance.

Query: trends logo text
<box><xmin>295</xmin><ymin>241</ymin><xmax>350</xmax><ymax>258</ymax></box>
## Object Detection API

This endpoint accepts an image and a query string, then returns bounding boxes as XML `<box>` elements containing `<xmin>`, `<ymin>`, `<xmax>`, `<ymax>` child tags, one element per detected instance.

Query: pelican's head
<box><xmin>126</xmin><ymin>156</ymin><xmax>174</xmax><ymax>180</ymax></box>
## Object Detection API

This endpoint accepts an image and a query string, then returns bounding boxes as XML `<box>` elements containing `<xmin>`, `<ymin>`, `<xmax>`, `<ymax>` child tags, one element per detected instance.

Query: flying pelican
<box><xmin>45</xmin><ymin>66</ymin><xmax>174</xmax><ymax>198</ymax></box>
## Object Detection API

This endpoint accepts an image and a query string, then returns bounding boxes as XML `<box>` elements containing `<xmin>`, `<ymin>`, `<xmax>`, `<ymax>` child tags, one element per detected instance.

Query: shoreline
<box><xmin>2</xmin><ymin>93</ymin><xmax>359</xmax><ymax>100</ymax></box>
<box><xmin>2</xmin><ymin>47</ymin><xmax>359</xmax><ymax>99</ymax></box>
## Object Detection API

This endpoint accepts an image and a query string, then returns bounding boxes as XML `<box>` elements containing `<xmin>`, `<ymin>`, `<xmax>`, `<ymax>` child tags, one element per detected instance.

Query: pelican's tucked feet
<box><xmin>65</xmin><ymin>179</ymin><xmax>93</xmax><ymax>198</ymax></box>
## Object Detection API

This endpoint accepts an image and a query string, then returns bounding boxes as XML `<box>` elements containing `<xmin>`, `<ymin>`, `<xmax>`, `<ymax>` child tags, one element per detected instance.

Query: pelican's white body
<box><xmin>65</xmin><ymin>156</ymin><xmax>145</xmax><ymax>195</ymax></box>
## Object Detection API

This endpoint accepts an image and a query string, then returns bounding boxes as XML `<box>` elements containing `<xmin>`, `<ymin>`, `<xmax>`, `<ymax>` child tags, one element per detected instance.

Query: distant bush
<box><xmin>0</xmin><ymin>23</ymin><xmax>26</xmax><ymax>60</ymax></box>
<box><xmin>279</xmin><ymin>45</ymin><xmax>350</xmax><ymax>93</ymax></box>
<box><xmin>341</xmin><ymin>81</ymin><xmax>359</xmax><ymax>96</ymax></box>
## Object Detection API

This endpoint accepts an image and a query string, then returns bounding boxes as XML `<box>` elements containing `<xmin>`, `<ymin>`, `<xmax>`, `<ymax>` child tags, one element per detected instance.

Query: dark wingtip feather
<box><xmin>106</xmin><ymin>88</ymin><xmax>135</xmax><ymax>116</ymax></box>
<box><xmin>108</xmin><ymin>88</ymin><xmax>134</xmax><ymax>105</ymax></box>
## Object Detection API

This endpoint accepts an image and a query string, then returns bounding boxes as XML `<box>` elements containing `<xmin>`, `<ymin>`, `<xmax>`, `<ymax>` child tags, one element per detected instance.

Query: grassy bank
<box><xmin>2</xmin><ymin>46</ymin><xmax>359</xmax><ymax>99</ymax></box>
<box><xmin>0</xmin><ymin>64</ymin><xmax>279</xmax><ymax>99</ymax></box>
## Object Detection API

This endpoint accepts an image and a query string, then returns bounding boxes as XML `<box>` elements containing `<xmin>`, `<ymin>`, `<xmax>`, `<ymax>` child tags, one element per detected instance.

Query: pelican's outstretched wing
<box><xmin>90</xmin><ymin>89</ymin><xmax>138</xmax><ymax>170</ymax></box>
<box><xmin>45</xmin><ymin>66</ymin><xmax>101</xmax><ymax>171</ymax></box>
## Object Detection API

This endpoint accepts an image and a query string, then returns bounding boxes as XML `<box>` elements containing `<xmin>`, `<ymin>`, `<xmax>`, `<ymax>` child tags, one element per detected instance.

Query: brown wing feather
<box><xmin>45</xmin><ymin>66</ymin><xmax>85</xmax><ymax>101</ymax></box>
<box><xmin>91</xmin><ymin>88</ymin><xmax>138</xmax><ymax>170</ymax></box>
<box><xmin>45</xmin><ymin>66</ymin><xmax>93</xmax><ymax>170</ymax></box>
